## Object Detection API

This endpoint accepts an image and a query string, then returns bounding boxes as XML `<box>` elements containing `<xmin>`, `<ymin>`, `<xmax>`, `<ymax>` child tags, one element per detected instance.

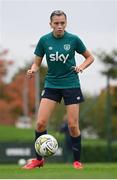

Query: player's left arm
<box><xmin>74</xmin><ymin>50</ymin><xmax>94</xmax><ymax>73</ymax></box>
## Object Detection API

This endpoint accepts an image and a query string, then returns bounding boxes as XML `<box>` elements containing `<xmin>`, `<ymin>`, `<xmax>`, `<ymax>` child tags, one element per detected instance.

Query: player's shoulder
<box><xmin>40</xmin><ymin>33</ymin><xmax>52</xmax><ymax>41</ymax></box>
<box><xmin>66</xmin><ymin>31</ymin><xmax>81</xmax><ymax>40</ymax></box>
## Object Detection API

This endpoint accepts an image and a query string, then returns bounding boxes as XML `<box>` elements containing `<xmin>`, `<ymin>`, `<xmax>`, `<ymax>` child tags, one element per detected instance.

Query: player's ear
<box><xmin>49</xmin><ymin>22</ymin><xmax>52</xmax><ymax>28</ymax></box>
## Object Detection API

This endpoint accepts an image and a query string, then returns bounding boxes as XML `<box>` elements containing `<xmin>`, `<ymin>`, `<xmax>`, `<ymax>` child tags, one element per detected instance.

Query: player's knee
<box><xmin>69</xmin><ymin>125</ymin><xmax>77</xmax><ymax>135</ymax></box>
<box><xmin>68</xmin><ymin>123</ymin><xmax>80</xmax><ymax>136</ymax></box>
<box><xmin>36</xmin><ymin>120</ymin><xmax>46</xmax><ymax>132</ymax></box>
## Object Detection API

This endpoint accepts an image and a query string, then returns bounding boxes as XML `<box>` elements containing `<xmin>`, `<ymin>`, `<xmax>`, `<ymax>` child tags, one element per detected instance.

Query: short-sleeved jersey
<box><xmin>34</xmin><ymin>31</ymin><xmax>86</xmax><ymax>89</ymax></box>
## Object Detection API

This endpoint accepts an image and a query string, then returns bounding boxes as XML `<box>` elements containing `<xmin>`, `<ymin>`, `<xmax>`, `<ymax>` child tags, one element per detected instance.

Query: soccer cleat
<box><xmin>73</xmin><ymin>161</ymin><xmax>83</xmax><ymax>169</ymax></box>
<box><xmin>22</xmin><ymin>158</ymin><xmax>44</xmax><ymax>169</ymax></box>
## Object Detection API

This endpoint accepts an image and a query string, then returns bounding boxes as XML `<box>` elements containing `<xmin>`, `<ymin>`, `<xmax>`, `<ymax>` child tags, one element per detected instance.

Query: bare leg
<box><xmin>36</xmin><ymin>98</ymin><xmax>58</xmax><ymax>132</ymax></box>
<box><xmin>66</xmin><ymin>104</ymin><xmax>80</xmax><ymax>137</ymax></box>
<box><xmin>23</xmin><ymin>98</ymin><xmax>58</xmax><ymax>169</ymax></box>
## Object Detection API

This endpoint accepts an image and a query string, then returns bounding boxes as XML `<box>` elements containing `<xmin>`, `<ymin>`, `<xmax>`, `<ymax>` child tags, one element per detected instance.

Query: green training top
<box><xmin>34</xmin><ymin>31</ymin><xmax>86</xmax><ymax>89</ymax></box>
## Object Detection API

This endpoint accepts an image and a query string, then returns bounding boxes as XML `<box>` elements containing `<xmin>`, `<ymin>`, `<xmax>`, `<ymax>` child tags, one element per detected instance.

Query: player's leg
<box><xmin>63</xmin><ymin>88</ymin><xmax>84</xmax><ymax>169</ymax></box>
<box><xmin>35</xmin><ymin>98</ymin><xmax>58</xmax><ymax>154</ymax></box>
<box><xmin>66</xmin><ymin>104</ymin><xmax>83</xmax><ymax>169</ymax></box>
<box><xmin>23</xmin><ymin>98</ymin><xmax>57</xmax><ymax>169</ymax></box>
<box><xmin>23</xmin><ymin>88</ymin><xmax>62</xmax><ymax>169</ymax></box>
<box><xmin>35</xmin><ymin>87</ymin><xmax>62</xmax><ymax>134</ymax></box>
<box><xmin>35</xmin><ymin>98</ymin><xmax>58</xmax><ymax>153</ymax></box>
<box><xmin>66</xmin><ymin>104</ymin><xmax>80</xmax><ymax>136</ymax></box>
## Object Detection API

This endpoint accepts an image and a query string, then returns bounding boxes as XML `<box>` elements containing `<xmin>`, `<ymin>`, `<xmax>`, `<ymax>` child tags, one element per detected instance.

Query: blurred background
<box><xmin>0</xmin><ymin>0</ymin><xmax>117</xmax><ymax>164</ymax></box>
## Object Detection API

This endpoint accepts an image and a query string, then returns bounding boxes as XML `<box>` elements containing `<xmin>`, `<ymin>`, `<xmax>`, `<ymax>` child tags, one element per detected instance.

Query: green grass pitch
<box><xmin>0</xmin><ymin>163</ymin><xmax>117</xmax><ymax>179</ymax></box>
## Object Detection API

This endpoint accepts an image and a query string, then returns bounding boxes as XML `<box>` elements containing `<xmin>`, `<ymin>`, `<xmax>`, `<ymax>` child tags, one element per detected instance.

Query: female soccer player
<box><xmin>23</xmin><ymin>10</ymin><xmax>94</xmax><ymax>169</ymax></box>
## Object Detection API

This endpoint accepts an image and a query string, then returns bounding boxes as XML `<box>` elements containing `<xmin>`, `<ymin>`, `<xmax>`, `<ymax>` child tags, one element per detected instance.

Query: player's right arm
<box><xmin>27</xmin><ymin>55</ymin><xmax>43</xmax><ymax>78</ymax></box>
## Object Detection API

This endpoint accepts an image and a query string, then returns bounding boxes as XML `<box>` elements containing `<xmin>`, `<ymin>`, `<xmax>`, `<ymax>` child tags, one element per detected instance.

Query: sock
<box><xmin>35</xmin><ymin>130</ymin><xmax>47</xmax><ymax>160</ymax></box>
<box><xmin>71</xmin><ymin>134</ymin><xmax>81</xmax><ymax>162</ymax></box>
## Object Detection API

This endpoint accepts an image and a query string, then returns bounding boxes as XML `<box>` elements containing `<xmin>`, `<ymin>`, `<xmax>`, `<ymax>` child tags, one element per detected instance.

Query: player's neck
<box><xmin>52</xmin><ymin>31</ymin><xmax>65</xmax><ymax>38</ymax></box>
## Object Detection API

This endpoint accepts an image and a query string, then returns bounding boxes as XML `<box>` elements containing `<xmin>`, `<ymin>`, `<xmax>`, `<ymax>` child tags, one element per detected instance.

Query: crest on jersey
<box><xmin>64</xmin><ymin>44</ymin><xmax>70</xmax><ymax>51</ymax></box>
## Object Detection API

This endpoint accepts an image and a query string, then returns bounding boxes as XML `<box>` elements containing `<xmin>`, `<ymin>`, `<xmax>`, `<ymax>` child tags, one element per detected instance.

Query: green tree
<box><xmin>97</xmin><ymin>49</ymin><xmax>117</xmax><ymax>79</ymax></box>
<box><xmin>96</xmin><ymin>49</ymin><xmax>117</xmax><ymax>161</ymax></box>
<box><xmin>96</xmin><ymin>49</ymin><xmax>117</xmax><ymax>134</ymax></box>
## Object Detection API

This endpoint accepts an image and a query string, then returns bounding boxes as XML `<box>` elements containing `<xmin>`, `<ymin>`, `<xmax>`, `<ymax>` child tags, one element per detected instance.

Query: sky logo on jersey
<box><xmin>49</xmin><ymin>52</ymin><xmax>69</xmax><ymax>63</ymax></box>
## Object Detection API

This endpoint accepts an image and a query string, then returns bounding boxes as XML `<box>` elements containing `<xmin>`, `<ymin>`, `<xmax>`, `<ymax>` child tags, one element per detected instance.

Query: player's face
<box><xmin>50</xmin><ymin>15</ymin><xmax>67</xmax><ymax>37</ymax></box>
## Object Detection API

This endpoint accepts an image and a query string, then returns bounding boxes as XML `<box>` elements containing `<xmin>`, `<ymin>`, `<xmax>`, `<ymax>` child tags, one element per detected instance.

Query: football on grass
<box><xmin>35</xmin><ymin>134</ymin><xmax>58</xmax><ymax>157</ymax></box>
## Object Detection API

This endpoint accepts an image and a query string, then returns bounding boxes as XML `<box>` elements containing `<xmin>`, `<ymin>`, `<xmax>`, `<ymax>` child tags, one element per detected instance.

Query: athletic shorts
<box><xmin>41</xmin><ymin>88</ymin><xmax>84</xmax><ymax>105</ymax></box>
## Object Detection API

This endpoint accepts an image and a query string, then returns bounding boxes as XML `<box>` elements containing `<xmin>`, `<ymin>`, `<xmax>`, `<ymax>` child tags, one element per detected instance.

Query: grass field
<box><xmin>0</xmin><ymin>163</ymin><xmax>117</xmax><ymax>179</ymax></box>
<box><xmin>0</xmin><ymin>125</ymin><xmax>108</xmax><ymax>146</ymax></box>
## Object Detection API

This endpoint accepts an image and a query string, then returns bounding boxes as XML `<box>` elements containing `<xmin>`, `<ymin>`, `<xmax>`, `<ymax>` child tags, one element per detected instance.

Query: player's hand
<box><xmin>27</xmin><ymin>69</ymin><xmax>35</xmax><ymax>79</ymax></box>
<box><xmin>72</xmin><ymin>66</ymin><xmax>83</xmax><ymax>73</ymax></box>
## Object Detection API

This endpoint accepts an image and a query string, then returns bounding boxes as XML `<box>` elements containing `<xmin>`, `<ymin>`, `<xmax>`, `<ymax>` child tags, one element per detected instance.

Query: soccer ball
<box><xmin>35</xmin><ymin>134</ymin><xmax>58</xmax><ymax>157</ymax></box>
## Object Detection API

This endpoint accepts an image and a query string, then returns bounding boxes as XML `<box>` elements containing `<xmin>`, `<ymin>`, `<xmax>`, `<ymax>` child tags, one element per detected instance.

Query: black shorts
<box><xmin>41</xmin><ymin>87</ymin><xmax>84</xmax><ymax>105</ymax></box>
